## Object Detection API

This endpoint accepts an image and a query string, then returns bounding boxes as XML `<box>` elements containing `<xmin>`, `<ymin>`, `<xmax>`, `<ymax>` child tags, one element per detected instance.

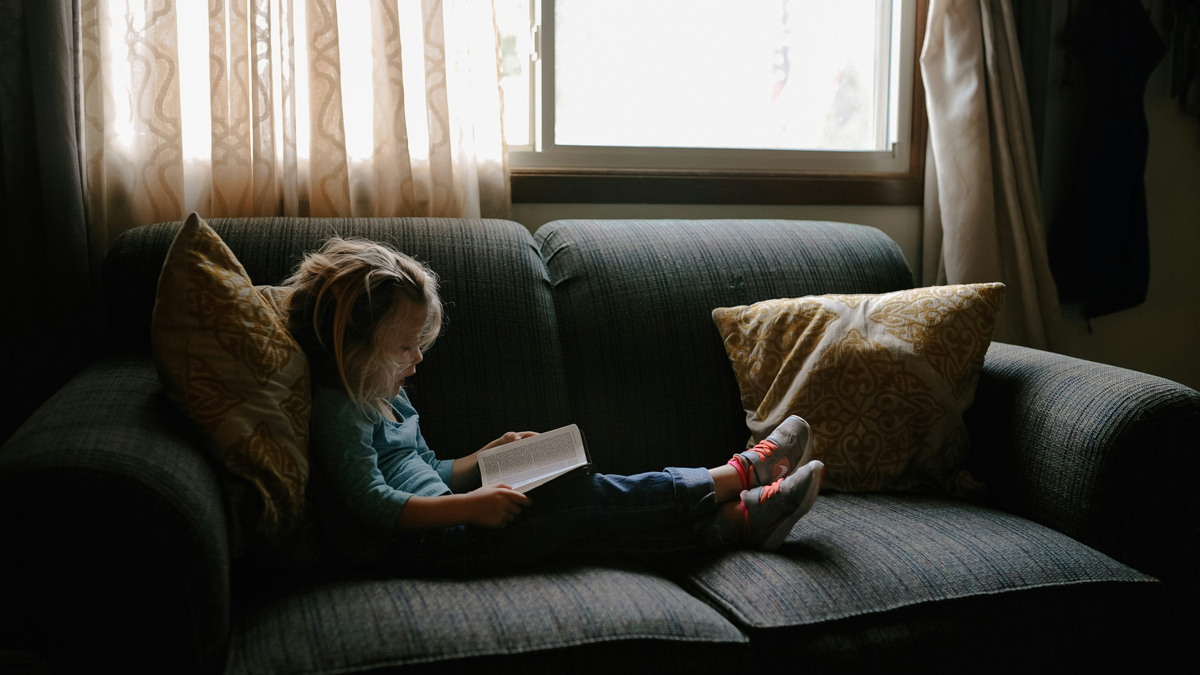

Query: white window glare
<box><xmin>556</xmin><ymin>0</ymin><xmax>878</xmax><ymax>151</ymax></box>
<box><xmin>496</xmin><ymin>0</ymin><xmax>534</xmax><ymax>148</ymax></box>
<box><xmin>498</xmin><ymin>0</ymin><xmax>916</xmax><ymax>174</ymax></box>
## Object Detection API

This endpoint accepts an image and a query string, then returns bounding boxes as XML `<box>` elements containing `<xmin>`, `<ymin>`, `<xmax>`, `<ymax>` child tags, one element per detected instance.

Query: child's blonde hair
<box><xmin>284</xmin><ymin>237</ymin><xmax>442</xmax><ymax>415</ymax></box>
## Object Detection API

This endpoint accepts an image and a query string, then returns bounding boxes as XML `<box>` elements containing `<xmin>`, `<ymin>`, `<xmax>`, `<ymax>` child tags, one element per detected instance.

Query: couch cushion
<box><xmin>535</xmin><ymin>219</ymin><xmax>914</xmax><ymax>475</ymax></box>
<box><xmin>671</xmin><ymin>492</ymin><xmax>1165</xmax><ymax>669</ymax></box>
<box><xmin>225</xmin><ymin>564</ymin><xmax>749</xmax><ymax>674</ymax></box>
<box><xmin>104</xmin><ymin>218</ymin><xmax>571</xmax><ymax>459</ymax></box>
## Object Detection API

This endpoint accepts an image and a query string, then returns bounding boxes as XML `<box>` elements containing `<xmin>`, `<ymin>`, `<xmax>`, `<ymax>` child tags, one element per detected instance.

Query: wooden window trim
<box><xmin>510</xmin><ymin>0</ymin><xmax>928</xmax><ymax>206</ymax></box>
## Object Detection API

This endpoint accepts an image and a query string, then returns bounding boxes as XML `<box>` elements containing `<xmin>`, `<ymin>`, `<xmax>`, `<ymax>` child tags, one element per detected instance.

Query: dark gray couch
<box><xmin>1</xmin><ymin>218</ymin><xmax>1195</xmax><ymax>674</ymax></box>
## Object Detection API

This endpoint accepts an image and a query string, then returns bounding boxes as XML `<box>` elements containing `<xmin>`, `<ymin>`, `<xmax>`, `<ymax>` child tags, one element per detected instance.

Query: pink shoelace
<box><xmin>759</xmin><ymin>479</ymin><xmax>782</xmax><ymax>503</ymax></box>
<box><xmin>750</xmin><ymin>439</ymin><xmax>777</xmax><ymax>463</ymax></box>
<box><xmin>727</xmin><ymin>439</ymin><xmax>778</xmax><ymax>491</ymax></box>
<box><xmin>740</xmin><ymin>476</ymin><xmax>784</xmax><ymax>536</ymax></box>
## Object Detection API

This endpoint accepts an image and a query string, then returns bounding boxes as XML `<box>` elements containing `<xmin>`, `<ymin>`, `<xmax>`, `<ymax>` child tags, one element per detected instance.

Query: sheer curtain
<box><xmin>920</xmin><ymin>0</ymin><xmax>1062</xmax><ymax>350</ymax></box>
<box><xmin>81</xmin><ymin>0</ymin><xmax>509</xmax><ymax>243</ymax></box>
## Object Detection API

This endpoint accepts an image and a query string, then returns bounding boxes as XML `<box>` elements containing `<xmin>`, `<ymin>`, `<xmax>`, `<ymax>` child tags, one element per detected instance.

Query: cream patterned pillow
<box><xmin>152</xmin><ymin>213</ymin><xmax>310</xmax><ymax>549</ymax></box>
<box><xmin>712</xmin><ymin>284</ymin><xmax>1005</xmax><ymax>497</ymax></box>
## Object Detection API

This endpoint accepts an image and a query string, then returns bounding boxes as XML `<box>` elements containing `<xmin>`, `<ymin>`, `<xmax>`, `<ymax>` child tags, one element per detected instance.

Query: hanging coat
<box><xmin>1046</xmin><ymin>0</ymin><xmax>1166</xmax><ymax>319</ymax></box>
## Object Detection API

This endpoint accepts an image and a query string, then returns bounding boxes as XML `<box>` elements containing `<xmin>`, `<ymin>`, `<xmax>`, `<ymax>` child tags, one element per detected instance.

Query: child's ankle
<box><xmin>715</xmin><ymin>501</ymin><xmax>745</xmax><ymax>543</ymax></box>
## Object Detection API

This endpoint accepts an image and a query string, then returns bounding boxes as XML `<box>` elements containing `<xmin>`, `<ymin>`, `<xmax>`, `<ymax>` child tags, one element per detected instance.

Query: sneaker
<box><xmin>733</xmin><ymin>415</ymin><xmax>813</xmax><ymax>488</ymax></box>
<box><xmin>742</xmin><ymin>459</ymin><xmax>824</xmax><ymax>552</ymax></box>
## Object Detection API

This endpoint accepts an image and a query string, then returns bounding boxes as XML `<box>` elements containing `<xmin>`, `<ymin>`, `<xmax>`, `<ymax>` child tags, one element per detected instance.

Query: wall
<box><xmin>510</xmin><ymin>95</ymin><xmax>1200</xmax><ymax>391</ymax></box>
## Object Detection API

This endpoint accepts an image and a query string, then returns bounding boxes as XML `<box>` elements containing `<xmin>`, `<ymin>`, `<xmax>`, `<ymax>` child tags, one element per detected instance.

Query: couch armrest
<box><xmin>965</xmin><ymin>342</ymin><xmax>1200</xmax><ymax>591</ymax></box>
<box><xmin>0</xmin><ymin>357</ymin><xmax>230</xmax><ymax>675</ymax></box>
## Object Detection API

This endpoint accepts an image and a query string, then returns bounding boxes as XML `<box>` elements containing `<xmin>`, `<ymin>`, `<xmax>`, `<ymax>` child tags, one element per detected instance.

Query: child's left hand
<box><xmin>451</xmin><ymin>431</ymin><xmax>541</xmax><ymax>493</ymax></box>
<box><xmin>480</xmin><ymin>431</ymin><xmax>538</xmax><ymax>451</ymax></box>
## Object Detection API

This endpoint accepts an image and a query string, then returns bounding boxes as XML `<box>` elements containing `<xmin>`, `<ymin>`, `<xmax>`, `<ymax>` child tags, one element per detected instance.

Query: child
<box><xmin>285</xmin><ymin>237</ymin><xmax>823</xmax><ymax>576</ymax></box>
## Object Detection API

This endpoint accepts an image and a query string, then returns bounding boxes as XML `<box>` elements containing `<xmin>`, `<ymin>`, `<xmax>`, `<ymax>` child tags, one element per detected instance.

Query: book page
<box><xmin>477</xmin><ymin>424</ymin><xmax>588</xmax><ymax>492</ymax></box>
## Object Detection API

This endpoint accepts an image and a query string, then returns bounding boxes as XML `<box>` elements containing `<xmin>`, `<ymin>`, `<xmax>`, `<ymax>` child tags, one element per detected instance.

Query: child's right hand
<box><xmin>465</xmin><ymin>484</ymin><xmax>533</xmax><ymax>528</ymax></box>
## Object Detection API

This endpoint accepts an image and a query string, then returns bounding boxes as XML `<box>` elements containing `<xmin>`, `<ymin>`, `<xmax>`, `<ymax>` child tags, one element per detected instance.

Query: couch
<box><xmin>1</xmin><ymin>217</ymin><xmax>1196</xmax><ymax>674</ymax></box>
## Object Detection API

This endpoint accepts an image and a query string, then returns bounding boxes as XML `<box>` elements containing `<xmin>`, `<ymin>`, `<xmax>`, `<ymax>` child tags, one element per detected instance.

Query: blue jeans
<box><xmin>376</xmin><ymin>468</ymin><xmax>728</xmax><ymax>577</ymax></box>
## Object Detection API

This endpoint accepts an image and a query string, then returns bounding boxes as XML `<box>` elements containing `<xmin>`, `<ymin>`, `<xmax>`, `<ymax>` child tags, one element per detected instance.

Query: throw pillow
<box><xmin>712</xmin><ymin>283</ymin><xmax>1005</xmax><ymax>497</ymax></box>
<box><xmin>152</xmin><ymin>213</ymin><xmax>310</xmax><ymax>551</ymax></box>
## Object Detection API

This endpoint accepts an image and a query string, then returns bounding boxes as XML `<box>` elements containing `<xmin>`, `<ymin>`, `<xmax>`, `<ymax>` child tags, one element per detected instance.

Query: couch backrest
<box><xmin>535</xmin><ymin>219</ymin><xmax>914</xmax><ymax>475</ymax></box>
<box><xmin>103</xmin><ymin>217</ymin><xmax>572</xmax><ymax>458</ymax></box>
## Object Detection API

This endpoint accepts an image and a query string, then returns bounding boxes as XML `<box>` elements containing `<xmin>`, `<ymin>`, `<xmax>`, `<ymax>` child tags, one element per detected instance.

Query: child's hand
<box><xmin>465</xmin><ymin>484</ymin><xmax>533</xmax><ymax>528</ymax></box>
<box><xmin>480</xmin><ymin>431</ymin><xmax>539</xmax><ymax>451</ymax></box>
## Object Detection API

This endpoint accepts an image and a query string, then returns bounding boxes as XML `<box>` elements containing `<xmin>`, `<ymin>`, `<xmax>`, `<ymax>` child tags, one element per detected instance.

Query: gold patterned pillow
<box><xmin>152</xmin><ymin>213</ymin><xmax>310</xmax><ymax>550</ymax></box>
<box><xmin>712</xmin><ymin>284</ymin><xmax>1005</xmax><ymax>497</ymax></box>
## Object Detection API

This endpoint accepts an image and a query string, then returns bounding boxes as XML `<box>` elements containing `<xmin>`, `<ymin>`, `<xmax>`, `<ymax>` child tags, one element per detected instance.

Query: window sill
<box><xmin>510</xmin><ymin>168</ymin><xmax>924</xmax><ymax>205</ymax></box>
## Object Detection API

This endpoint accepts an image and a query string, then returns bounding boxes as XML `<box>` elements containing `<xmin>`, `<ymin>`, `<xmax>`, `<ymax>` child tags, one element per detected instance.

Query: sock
<box><xmin>727</xmin><ymin>456</ymin><xmax>751</xmax><ymax>491</ymax></box>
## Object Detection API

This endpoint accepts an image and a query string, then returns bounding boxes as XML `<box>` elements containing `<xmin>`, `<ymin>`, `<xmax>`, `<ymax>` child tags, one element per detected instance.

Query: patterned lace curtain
<box><xmin>81</xmin><ymin>0</ymin><xmax>510</xmax><ymax>243</ymax></box>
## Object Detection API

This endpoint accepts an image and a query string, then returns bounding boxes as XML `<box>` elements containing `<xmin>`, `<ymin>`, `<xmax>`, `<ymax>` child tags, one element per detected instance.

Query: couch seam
<box><xmin>228</xmin><ymin>633</ymin><xmax>751</xmax><ymax>675</ymax></box>
<box><xmin>684</xmin><ymin>574</ymin><xmax>1160</xmax><ymax>631</ymax></box>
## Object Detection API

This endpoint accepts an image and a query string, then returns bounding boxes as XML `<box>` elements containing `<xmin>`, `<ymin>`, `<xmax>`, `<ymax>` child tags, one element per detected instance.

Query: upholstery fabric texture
<box><xmin>744</xmin><ymin>581</ymin><xmax>1167</xmax><ymax>671</ymax></box>
<box><xmin>711</xmin><ymin>283</ymin><xmax>1005</xmax><ymax>496</ymax></box>
<box><xmin>152</xmin><ymin>213</ymin><xmax>310</xmax><ymax>547</ymax></box>
<box><xmin>107</xmin><ymin>217</ymin><xmax>573</xmax><ymax>460</ymax></box>
<box><xmin>226</xmin><ymin>564</ymin><xmax>749</xmax><ymax>675</ymax></box>
<box><xmin>535</xmin><ymin>219</ymin><xmax>914</xmax><ymax>476</ymax></box>
<box><xmin>967</xmin><ymin>341</ymin><xmax>1200</xmax><ymax>592</ymax></box>
<box><xmin>673</xmin><ymin>491</ymin><xmax>1165</xmax><ymax>670</ymax></box>
<box><xmin>675</xmin><ymin>492</ymin><xmax>1155</xmax><ymax>630</ymax></box>
<box><xmin>0</xmin><ymin>357</ymin><xmax>231</xmax><ymax>675</ymax></box>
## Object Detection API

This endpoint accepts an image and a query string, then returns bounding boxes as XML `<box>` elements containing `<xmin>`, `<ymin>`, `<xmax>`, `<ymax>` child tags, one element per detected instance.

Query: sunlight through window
<box><xmin>497</xmin><ymin>0</ymin><xmax>913</xmax><ymax>172</ymax></box>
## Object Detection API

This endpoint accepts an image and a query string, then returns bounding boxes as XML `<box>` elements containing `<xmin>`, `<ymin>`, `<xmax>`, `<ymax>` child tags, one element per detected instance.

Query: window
<box><xmin>496</xmin><ymin>0</ymin><xmax>928</xmax><ymax>204</ymax></box>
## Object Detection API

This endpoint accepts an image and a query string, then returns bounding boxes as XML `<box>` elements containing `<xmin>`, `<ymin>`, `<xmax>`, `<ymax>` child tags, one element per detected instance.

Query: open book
<box><xmin>477</xmin><ymin>424</ymin><xmax>592</xmax><ymax>493</ymax></box>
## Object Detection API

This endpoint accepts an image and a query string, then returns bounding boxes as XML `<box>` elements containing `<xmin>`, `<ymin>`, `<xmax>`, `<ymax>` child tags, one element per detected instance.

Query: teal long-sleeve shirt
<box><xmin>309</xmin><ymin>384</ymin><xmax>455</xmax><ymax>539</ymax></box>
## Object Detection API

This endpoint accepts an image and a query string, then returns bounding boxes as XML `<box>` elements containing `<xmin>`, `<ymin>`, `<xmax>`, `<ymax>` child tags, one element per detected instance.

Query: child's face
<box><xmin>374</xmin><ymin>302</ymin><xmax>428</xmax><ymax>394</ymax></box>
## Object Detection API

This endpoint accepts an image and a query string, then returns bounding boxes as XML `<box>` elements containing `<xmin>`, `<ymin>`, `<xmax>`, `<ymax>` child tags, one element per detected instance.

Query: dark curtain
<box><xmin>1164</xmin><ymin>0</ymin><xmax>1200</xmax><ymax>136</ymax></box>
<box><xmin>1011</xmin><ymin>0</ymin><xmax>1058</xmax><ymax>174</ymax></box>
<box><xmin>0</xmin><ymin>0</ymin><xmax>100</xmax><ymax>444</ymax></box>
<box><xmin>1012</xmin><ymin>0</ymin><xmax>1166</xmax><ymax>321</ymax></box>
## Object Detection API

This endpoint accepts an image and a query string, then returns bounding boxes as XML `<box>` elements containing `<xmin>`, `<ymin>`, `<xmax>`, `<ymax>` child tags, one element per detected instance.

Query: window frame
<box><xmin>509</xmin><ymin>0</ymin><xmax>929</xmax><ymax>205</ymax></box>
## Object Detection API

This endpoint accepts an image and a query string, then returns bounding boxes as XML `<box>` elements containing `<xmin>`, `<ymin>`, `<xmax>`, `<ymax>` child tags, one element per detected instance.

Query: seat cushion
<box><xmin>535</xmin><ymin>219</ymin><xmax>914</xmax><ymax>476</ymax></box>
<box><xmin>671</xmin><ymin>493</ymin><xmax>1166</xmax><ymax>670</ymax></box>
<box><xmin>225</xmin><ymin>563</ymin><xmax>749</xmax><ymax>674</ymax></box>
